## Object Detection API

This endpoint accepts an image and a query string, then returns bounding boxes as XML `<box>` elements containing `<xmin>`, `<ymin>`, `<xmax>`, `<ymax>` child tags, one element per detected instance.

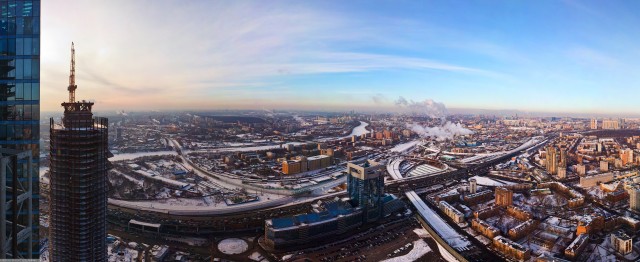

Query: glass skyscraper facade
<box><xmin>0</xmin><ymin>1</ymin><xmax>39</xmax><ymax>258</ymax></box>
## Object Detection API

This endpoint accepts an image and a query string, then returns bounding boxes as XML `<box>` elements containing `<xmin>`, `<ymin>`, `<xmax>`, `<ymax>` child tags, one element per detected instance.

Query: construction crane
<box><xmin>68</xmin><ymin>42</ymin><xmax>77</xmax><ymax>103</ymax></box>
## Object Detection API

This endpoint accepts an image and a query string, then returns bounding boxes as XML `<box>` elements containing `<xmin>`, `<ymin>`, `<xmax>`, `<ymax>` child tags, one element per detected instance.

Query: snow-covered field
<box><xmin>110</xmin><ymin>150</ymin><xmax>177</xmax><ymax>161</ymax></box>
<box><xmin>469</xmin><ymin>175</ymin><xmax>514</xmax><ymax>186</ymax></box>
<box><xmin>381</xmin><ymin>239</ymin><xmax>432</xmax><ymax>262</ymax></box>
<box><xmin>218</xmin><ymin>238</ymin><xmax>248</xmax><ymax>255</ymax></box>
<box><xmin>248</xmin><ymin>252</ymin><xmax>266</xmax><ymax>261</ymax></box>
<box><xmin>135</xmin><ymin>170</ymin><xmax>190</xmax><ymax>187</ymax></box>
<box><xmin>413</xmin><ymin>228</ymin><xmax>430</xmax><ymax>238</ymax></box>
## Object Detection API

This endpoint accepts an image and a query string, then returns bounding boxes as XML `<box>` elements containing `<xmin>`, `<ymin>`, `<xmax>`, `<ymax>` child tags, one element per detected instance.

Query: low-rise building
<box><xmin>472</xmin><ymin>218</ymin><xmax>500</xmax><ymax>239</ymax></box>
<box><xmin>580</xmin><ymin>173</ymin><xmax>614</xmax><ymax>187</ymax></box>
<box><xmin>439</xmin><ymin>201</ymin><xmax>465</xmax><ymax>223</ymax></box>
<box><xmin>600</xmin><ymin>161</ymin><xmax>609</xmax><ymax>172</ymax></box>
<box><xmin>564</xmin><ymin>234</ymin><xmax>589</xmax><ymax>260</ymax></box>
<box><xmin>493</xmin><ymin>236</ymin><xmax>531</xmax><ymax>261</ymax></box>
<box><xmin>576</xmin><ymin>215</ymin><xmax>604</xmax><ymax>235</ymax></box>
<box><xmin>464</xmin><ymin>190</ymin><xmax>493</xmax><ymax>205</ymax></box>
<box><xmin>435</xmin><ymin>191</ymin><xmax>461</xmax><ymax>203</ymax></box>
<box><xmin>508</xmin><ymin>219</ymin><xmax>538</xmax><ymax>240</ymax></box>
<box><xmin>150</xmin><ymin>245</ymin><xmax>169</xmax><ymax>262</ymax></box>
<box><xmin>474</xmin><ymin>205</ymin><xmax>501</xmax><ymax>219</ymax></box>
<box><xmin>506</xmin><ymin>205</ymin><xmax>532</xmax><ymax>221</ymax></box>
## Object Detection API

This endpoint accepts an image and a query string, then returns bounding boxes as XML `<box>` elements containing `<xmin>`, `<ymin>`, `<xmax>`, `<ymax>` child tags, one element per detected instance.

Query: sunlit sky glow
<box><xmin>42</xmin><ymin>0</ymin><xmax>640</xmax><ymax>115</ymax></box>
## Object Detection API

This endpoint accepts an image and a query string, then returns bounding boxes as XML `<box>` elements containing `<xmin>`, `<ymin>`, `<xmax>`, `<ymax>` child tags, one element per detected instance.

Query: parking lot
<box><xmin>292</xmin><ymin>217</ymin><xmax>446</xmax><ymax>262</ymax></box>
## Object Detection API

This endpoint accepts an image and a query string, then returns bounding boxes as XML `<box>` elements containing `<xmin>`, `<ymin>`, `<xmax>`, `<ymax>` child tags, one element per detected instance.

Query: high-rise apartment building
<box><xmin>545</xmin><ymin>146</ymin><xmax>558</xmax><ymax>175</ymax></box>
<box><xmin>0</xmin><ymin>1</ymin><xmax>40</xmax><ymax>258</ymax></box>
<box><xmin>346</xmin><ymin>160</ymin><xmax>385</xmax><ymax>222</ymax></box>
<box><xmin>590</xmin><ymin>118</ymin><xmax>598</xmax><ymax>129</ymax></box>
<box><xmin>495</xmin><ymin>187</ymin><xmax>513</xmax><ymax>207</ymax></box>
<box><xmin>49</xmin><ymin>44</ymin><xmax>112</xmax><ymax>261</ymax></box>
<box><xmin>629</xmin><ymin>186</ymin><xmax>640</xmax><ymax>212</ymax></box>
<box><xmin>602</xmin><ymin>119</ymin><xmax>620</xmax><ymax>130</ymax></box>
<box><xmin>620</xmin><ymin>148</ymin><xmax>634</xmax><ymax>166</ymax></box>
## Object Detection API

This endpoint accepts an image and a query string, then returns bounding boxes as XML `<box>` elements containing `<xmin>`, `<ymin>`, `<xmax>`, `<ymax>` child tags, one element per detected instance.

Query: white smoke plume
<box><xmin>395</xmin><ymin>96</ymin><xmax>448</xmax><ymax>120</ymax></box>
<box><xmin>293</xmin><ymin>115</ymin><xmax>309</xmax><ymax>126</ymax></box>
<box><xmin>408</xmin><ymin>122</ymin><xmax>474</xmax><ymax>141</ymax></box>
<box><xmin>395</xmin><ymin>97</ymin><xmax>473</xmax><ymax>140</ymax></box>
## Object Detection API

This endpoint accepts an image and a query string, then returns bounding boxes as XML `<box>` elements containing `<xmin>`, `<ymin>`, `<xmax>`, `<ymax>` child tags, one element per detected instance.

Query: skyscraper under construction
<box><xmin>48</xmin><ymin>43</ymin><xmax>111</xmax><ymax>261</ymax></box>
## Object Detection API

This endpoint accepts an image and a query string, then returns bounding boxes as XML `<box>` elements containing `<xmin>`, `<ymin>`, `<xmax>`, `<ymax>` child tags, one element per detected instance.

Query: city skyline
<box><xmin>42</xmin><ymin>0</ymin><xmax>640</xmax><ymax>114</ymax></box>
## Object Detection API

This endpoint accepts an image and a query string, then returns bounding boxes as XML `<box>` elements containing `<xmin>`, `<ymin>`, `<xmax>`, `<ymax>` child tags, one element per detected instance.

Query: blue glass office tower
<box><xmin>346</xmin><ymin>160</ymin><xmax>384</xmax><ymax>223</ymax></box>
<box><xmin>0</xmin><ymin>1</ymin><xmax>39</xmax><ymax>259</ymax></box>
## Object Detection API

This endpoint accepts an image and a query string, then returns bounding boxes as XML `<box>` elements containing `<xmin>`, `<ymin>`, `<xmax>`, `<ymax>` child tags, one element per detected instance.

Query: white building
<box><xmin>629</xmin><ymin>186</ymin><xmax>640</xmax><ymax>212</ymax></box>
<box><xmin>469</xmin><ymin>178</ymin><xmax>477</xmax><ymax>194</ymax></box>
<box><xmin>611</xmin><ymin>230</ymin><xmax>632</xmax><ymax>255</ymax></box>
<box><xmin>600</xmin><ymin>161</ymin><xmax>609</xmax><ymax>172</ymax></box>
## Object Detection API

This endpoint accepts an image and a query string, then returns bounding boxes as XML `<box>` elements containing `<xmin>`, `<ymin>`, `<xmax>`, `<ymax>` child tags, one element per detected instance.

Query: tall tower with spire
<box><xmin>49</xmin><ymin>43</ymin><xmax>112</xmax><ymax>262</ymax></box>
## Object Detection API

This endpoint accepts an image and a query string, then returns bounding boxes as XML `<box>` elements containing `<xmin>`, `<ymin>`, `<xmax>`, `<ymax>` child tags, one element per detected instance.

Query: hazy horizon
<box><xmin>40</xmin><ymin>106</ymin><xmax>640</xmax><ymax>119</ymax></box>
<box><xmin>42</xmin><ymin>1</ymin><xmax>640</xmax><ymax>114</ymax></box>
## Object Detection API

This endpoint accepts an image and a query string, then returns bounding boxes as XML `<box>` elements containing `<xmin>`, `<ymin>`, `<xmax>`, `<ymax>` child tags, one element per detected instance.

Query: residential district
<box><xmin>39</xmin><ymin>110</ymin><xmax>640</xmax><ymax>262</ymax></box>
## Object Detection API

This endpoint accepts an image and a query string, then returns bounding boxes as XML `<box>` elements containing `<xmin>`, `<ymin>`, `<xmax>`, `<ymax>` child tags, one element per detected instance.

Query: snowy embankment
<box><xmin>406</xmin><ymin>191</ymin><xmax>471</xmax><ymax>249</ymax></box>
<box><xmin>134</xmin><ymin>170</ymin><xmax>189</xmax><ymax>187</ymax></box>
<box><xmin>381</xmin><ymin>239</ymin><xmax>432</xmax><ymax>262</ymax></box>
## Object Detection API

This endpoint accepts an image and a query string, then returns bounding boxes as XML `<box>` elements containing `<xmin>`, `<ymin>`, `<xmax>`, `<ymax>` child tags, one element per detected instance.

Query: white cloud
<box><xmin>41</xmin><ymin>0</ymin><xmax>505</xmax><ymax>111</ymax></box>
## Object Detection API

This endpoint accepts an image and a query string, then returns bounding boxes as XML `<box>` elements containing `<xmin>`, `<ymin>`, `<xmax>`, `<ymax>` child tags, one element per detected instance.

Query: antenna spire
<box><xmin>68</xmin><ymin>42</ymin><xmax>77</xmax><ymax>103</ymax></box>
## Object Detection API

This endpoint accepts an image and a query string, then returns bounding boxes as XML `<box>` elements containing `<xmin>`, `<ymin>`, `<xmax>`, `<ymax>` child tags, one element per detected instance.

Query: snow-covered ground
<box><xmin>469</xmin><ymin>175</ymin><xmax>514</xmax><ymax>186</ymax></box>
<box><xmin>248</xmin><ymin>252</ymin><xmax>266</xmax><ymax>261</ymax></box>
<box><xmin>110</xmin><ymin>150</ymin><xmax>177</xmax><ymax>161</ymax></box>
<box><xmin>390</xmin><ymin>140</ymin><xmax>422</xmax><ymax>153</ymax></box>
<box><xmin>135</xmin><ymin>170</ymin><xmax>189</xmax><ymax>187</ymax></box>
<box><xmin>381</xmin><ymin>239</ymin><xmax>432</xmax><ymax>262</ymax></box>
<box><xmin>185</xmin><ymin>142</ymin><xmax>305</xmax><ymax>153</ymax></box>
<box><xmin>218</xmin><ymin>238</ymin><xmax>248</xmax><ymax>255</ymax></box>
<box><xmin>413</xmin><ymin>228</ymin><xmax>430</xmax><ymax>238</ymax></box>
<box><xmin>109</xmin><ymin>194</ymin><xmax>295</xmax><ymax>215</ymax></box>
<box><xmin>113</xmin><ymin>170</ymin><xmax>144</xmax><ymax>187</ymax></box>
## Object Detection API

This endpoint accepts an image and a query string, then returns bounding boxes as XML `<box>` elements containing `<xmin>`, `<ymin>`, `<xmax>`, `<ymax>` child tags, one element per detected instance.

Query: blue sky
<box><xmin>42</xmin><ymin>0</ymin><xmax>640</xmax><ymax>115</ymax></box>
